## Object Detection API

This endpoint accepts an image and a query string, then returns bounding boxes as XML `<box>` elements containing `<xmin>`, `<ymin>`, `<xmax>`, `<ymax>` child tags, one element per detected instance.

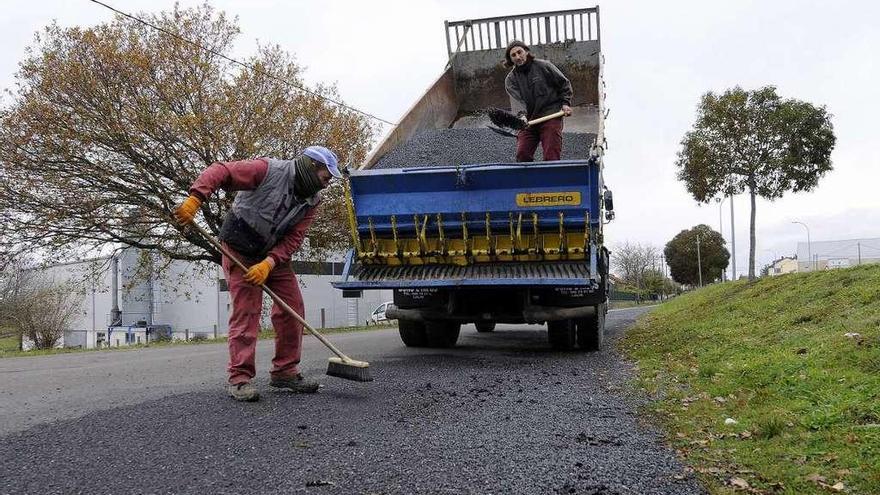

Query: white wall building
<box><xmin>37</xmin><ymin>248</ymin><xmax>391</xmax><ymax>349</ymax></box>
<box><xmin>767</xmin><ymin>256</ymin><xmax>798</xmax><ymax>276</ymax></box>
<box><xmin>796</xmin><ymin>238</ymin><xmax>880</xmax><ymax>272</ymax></box>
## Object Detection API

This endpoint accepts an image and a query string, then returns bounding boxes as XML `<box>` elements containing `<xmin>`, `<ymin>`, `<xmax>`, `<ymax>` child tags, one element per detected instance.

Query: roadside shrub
<box><xmin>697</xmin><ymin>363</ymin><xmax>719</xmax><ymax>379</ymax></box>
<box><xmin>756</xmin><ymin>415</ymin><xmax>786</xmax><ymax>439</ymax></box>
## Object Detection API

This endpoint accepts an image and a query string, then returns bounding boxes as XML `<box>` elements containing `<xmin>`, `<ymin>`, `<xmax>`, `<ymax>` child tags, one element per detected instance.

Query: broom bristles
<box><xmin>487</xmin><ymin>107</ymin><xmax>527</xmax><ymax>130</ymax></box>
<box><xmin>327</xmin><ymin>357</ymin><xmax>373</xmax><ymax>382</ymax></box>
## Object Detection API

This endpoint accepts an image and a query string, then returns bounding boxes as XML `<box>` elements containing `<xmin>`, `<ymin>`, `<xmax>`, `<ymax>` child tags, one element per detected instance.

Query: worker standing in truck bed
<box><xmin>503</xmin><ymin>40</ymin><xmax>573</xmax><ymax>162</ymax></box>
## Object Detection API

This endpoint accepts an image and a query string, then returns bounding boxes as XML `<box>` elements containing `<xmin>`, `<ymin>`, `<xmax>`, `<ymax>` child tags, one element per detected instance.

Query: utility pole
<box><xmin>660</xmin><ymin>254</ymin><xmax>666</xmax><ymax>300</ymax></box>
<box><xmin>729</xmin><ymin>194</ymin><xmax>736</xmax><ymax>281</ymax></box>
<box><xmin>715</xmin><ymin>196</ymin><xmax>733</xmax><ymax>282</ymax></box>
<box><xmin>696</xmin><ymin>233</ymin><xmax>703</xmax><ymax>288</ymax></box>
<box><xmin>792</xmin><ymin>221</ymin><xmax>811</xmax><ymax>272</ymax></box>
<box><xmin>858</xmin><ymin>242</ymin><xmax>861</xmax><ymax>265</ymax></box>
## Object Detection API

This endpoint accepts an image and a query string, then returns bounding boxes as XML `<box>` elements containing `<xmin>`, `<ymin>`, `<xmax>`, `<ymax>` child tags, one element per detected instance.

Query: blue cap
<box><xmin>302</xmin><ymin>146</ymin><xmax>341</xmax><ymax>178</ymax></box>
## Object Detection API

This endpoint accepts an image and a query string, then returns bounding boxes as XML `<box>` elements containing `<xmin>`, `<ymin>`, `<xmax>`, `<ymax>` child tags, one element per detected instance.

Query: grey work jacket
<box><xmin>219</xmin><ymin>157</ymin><xmax>320</xmax><ymax>258</ymax></box>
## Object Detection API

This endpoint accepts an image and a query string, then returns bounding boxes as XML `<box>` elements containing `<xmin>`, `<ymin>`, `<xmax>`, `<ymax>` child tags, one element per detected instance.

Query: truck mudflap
<box><xmin>332</xmin><ymin>250</ymin><xmax>599</xmax><ymax>290</ymax></box>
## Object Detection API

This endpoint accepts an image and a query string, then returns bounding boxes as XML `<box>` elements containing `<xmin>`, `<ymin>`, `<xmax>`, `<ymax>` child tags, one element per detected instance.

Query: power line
<box><xmin>87</xmin><ymin>0</ymin><xmax>396</xmax><ymax>126</ymax></box>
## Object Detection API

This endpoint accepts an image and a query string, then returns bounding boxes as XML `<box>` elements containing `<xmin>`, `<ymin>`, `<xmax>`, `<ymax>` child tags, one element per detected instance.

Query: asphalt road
<box><xmin>0</xmin><ymin>307</ymin><xmax>705</xmax><ymax>494</ymax></box>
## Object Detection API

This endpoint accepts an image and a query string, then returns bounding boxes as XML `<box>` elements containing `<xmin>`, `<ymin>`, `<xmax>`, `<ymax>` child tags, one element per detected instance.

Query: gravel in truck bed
<box><xmin>373</xmin><ymin>128</ymin><xmax>597</xmax><ymax>168</ymax></box>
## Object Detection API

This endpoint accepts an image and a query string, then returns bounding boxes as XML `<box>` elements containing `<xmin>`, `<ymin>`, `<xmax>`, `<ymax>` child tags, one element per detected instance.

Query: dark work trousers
<box><xmin>221</xmin><ymin>243</ymin><xmax>305</xmax><ymax>385</ymax></box>
<box><xmin>515</xmin><ymin>116</ymin><xmax>564</xmax><ymax>162</ymax></box>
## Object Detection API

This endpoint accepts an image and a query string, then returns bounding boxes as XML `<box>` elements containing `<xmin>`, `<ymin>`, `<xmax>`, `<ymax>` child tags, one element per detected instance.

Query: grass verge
<box><xmin>610</xmin><ymin>300</ymin><xmax>661</xmax><ymax>310</ymax></box>
<box><xmin>0</xmin><ymin>335</ymin><xmax>20</xmax><ymax>353</ymax></box>
<box><xmin>620</xmin><ymin>264</ymin><xmax>880</xmax><ymax>494</ymax></box>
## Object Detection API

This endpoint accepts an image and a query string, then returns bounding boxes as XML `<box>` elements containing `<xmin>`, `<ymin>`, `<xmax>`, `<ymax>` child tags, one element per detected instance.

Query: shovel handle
<box><xmin>189</xmin><ymin>221</ymin><xmax>354</xmax><ymax>362</ymax></box>
<box><xmin>527</xmin><ymin>110</ymin><xmax>566</xmax><ymax>127</ymax></box>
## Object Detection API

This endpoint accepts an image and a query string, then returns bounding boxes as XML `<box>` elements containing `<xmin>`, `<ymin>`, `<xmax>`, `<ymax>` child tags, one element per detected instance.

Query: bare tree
<box><xmin>0</xmin><ymin>4</ymin><xmax>376</xmax><ymax>266</ymax></box>
<box><xmin>0</xmin><ymin>263</ymin><xmax>82</xmax><ymax>350</ymax></box>
<box><xmin>612</xmin><ymin>242</ymin><xmax>659</xmax><ymax>299</ymax></box>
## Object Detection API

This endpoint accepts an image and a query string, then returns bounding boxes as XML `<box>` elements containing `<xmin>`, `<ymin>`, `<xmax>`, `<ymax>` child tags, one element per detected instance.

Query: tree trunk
<box><xmin>748</xmin><ymin>185</ymin><xmax>757</xmax><ymax>281</ymax></box>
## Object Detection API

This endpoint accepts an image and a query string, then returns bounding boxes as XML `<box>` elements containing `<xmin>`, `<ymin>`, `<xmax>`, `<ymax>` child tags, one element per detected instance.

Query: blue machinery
<box><xmin>334</xmin><ymin>159</ymin><xmax>604</xmax><ymax>290</ymax></box>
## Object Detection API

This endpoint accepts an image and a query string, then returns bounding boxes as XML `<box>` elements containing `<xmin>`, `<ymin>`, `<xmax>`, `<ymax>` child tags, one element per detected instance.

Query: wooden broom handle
<box><xmin>527</xmin><ymin>110</ymin><xmax>566</xmax><ymax>126</ymax></box>
<box><xmin>190</xmin><ymin>221</ymin><xmax>354</xmax><ymax>362</ymax></box>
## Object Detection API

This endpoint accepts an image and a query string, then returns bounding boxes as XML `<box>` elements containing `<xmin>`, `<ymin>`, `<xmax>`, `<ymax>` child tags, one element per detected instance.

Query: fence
<box><xmin>445</xmin><ymin>7</ymin><xmax>599</xmax><ymax>55</ymax></box>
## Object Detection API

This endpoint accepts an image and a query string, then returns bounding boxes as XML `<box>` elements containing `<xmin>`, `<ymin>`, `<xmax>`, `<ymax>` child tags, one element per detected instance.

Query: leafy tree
<box><xmin>664</xmin><ymin>224</ymin><xmax>729</xmax><ymax>286</ymax></box>
<box><xmin>0</xmin><ymin>4</ymin><xmax>375</xmax><ymax>266</ymax></box>
<box><xmin>640</xmin><ymin>268</ymin><xmax>666</xmax><ymax>299</ymax></box>
<box><xmin>676</xmin><ymin>86</ymin><xmax>834</xmax><ymax>280</ymax></box>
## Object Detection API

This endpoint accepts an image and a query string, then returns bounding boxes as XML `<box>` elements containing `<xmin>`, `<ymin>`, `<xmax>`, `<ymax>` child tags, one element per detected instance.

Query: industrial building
<box><xmin>33</xmin><ymin>248</ymin><xmax>391</xmax><ymax>350</ymax></box>
<box><xmin>795</xmin><ymin>237</ymin><xmax>880</xmax><ymax>272</ymax></box>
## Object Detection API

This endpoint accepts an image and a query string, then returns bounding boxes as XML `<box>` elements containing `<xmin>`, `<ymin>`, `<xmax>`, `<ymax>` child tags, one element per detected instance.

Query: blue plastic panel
<box><xmin>349</xmin><ymin>160</ymin><xmax>600</xmax><ymax>236</ymax></box>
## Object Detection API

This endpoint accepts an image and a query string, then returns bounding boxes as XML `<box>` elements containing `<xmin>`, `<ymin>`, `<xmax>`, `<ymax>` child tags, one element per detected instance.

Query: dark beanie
<box><xmin>504</xmin><ymin>40</ymin><xmax>530</xmax><ymax>66</ymax></box>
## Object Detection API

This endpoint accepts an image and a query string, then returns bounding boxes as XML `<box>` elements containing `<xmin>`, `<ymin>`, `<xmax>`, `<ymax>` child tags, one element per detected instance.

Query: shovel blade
<box><xmin>487</xmin><ymin>125</ymin><xmax>517</xmax><ymax>138</ymax></box>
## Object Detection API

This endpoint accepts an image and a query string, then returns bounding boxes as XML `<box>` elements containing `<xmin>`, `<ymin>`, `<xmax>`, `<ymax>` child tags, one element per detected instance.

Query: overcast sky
<box><xmin>2</xmin><ymin>0</ymin><xmax>878</xmax><ymax>276</ymax></box>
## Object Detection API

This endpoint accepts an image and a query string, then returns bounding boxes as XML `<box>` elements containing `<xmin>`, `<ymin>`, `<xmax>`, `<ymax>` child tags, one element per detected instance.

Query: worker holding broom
<box><xmin>503</xmin><ymin>40</ymin><xmax>573</xmax><ymax>162</ymax></box>
<box><xmin>175</xmin><ymin>146</ymin><xmax>341</xmax><ymax>402</ymax></box>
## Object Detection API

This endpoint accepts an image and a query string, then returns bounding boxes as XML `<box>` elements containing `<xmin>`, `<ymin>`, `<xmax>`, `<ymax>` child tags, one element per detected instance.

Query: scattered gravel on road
<box><xmin>0</xmin><ymin>309</ymin><xmax>706</xmax><ymax>495</ymax></box>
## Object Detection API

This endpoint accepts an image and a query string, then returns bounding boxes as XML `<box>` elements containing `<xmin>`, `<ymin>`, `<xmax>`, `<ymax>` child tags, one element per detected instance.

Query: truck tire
<box><xmin>547</xmin><ymin>319</ymin><xmax>576</xmax><ymax>350</ymax></box>
<box><xmin>576</xmin><ymin>304</ymin><xmax>606</xmax><ymax>351</ymax></box>
<box><xmin>425</xmin><ymin>321</ymin><xmax>461</xmax><ymax>348</ymax></box>
<box><xmin>399</xmin><ymin>320</ymin><xmax>428</xmax><ymax>347</ymax></box>
<box><xmin>475</xmin><ymin>321</ymin><xmax>496</xmax><ymax>333</ymax></box>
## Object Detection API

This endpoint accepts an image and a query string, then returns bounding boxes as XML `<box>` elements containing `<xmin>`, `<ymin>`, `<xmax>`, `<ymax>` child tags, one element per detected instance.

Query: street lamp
<box><xmin>792</xmin><ymin>221</ymin><xmax>811</xmax><ymax>272</ymax></box>
<box><xmin>726</xmin><ymin>193</ymin><xmax>736</xmax><ymax>281</ymax></box>
<box><xmin>715</xmin><ymin>197</ymin><xmax>725</xmax><ymax>237</ymax></box>
<box><xmin>715</xmin><ymin>197</ymin><xmax>726</xmax><ymax>281</ymax></box>
<box><xmin>762</xmin><ymin>249</ymin><xmax>778</xmax><ymax>275</ymax></box>
<box><xmin>696</xmin><ymin>232</ymin><xmax>703</xmax><ymax>288</ymax></box>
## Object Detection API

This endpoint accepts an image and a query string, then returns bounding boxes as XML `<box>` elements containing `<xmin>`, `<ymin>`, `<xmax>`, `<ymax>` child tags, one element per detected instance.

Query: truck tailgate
<box><xmin>335</xmin><ymin>259</ymin><xmax>596</xmax><ymax>289</ymax></box>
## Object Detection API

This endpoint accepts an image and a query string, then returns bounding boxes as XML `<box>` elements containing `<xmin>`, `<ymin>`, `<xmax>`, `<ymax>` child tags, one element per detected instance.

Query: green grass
<box><xmin>609</xmin><ymin>300</ymin><xmax>662</xmax><ymax>310</ymax></box>
<box><xmin>0</xmin><ymin>334</ymin><xmax>20</xmax><ymax>353</ymax></box>
<box><xmin>620</xmin><ymin>264</ymin><xmax>880</xmax><ymax>494</ymax></box>
<box><xmin>0</xmin><ymin>323</ymin><xmax>396</xmax><ymax>359</ymax></box>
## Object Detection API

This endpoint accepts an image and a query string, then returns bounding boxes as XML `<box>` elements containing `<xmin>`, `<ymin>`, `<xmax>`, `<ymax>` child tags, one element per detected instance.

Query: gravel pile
<box><xmin>374</xmin><ymin>128</ymin><xmax>597</xmax><ymax>168</ymax></box>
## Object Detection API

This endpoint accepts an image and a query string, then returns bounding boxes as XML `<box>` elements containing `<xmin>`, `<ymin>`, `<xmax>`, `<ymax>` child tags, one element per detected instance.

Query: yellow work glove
<box><xmin>243</xmin><ymin>257</ymin><xmax>275</xmax><ymax>285</ymax></box>
<box><xmin>174</xmin><ymin>195</ymin><xmax>202</xmax><ymax>225</ymax></box>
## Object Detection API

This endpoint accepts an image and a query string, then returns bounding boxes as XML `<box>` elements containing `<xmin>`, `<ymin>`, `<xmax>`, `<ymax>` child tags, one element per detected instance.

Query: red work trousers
<box><xmin>515</xmin><ymin>116</ymin><xmax>564</xmax><ymax>162</ymax></box>
<box><xmin>221</xmin><ymin>245</ymin><xmax>304</xmax><ymax>385</ymax></box>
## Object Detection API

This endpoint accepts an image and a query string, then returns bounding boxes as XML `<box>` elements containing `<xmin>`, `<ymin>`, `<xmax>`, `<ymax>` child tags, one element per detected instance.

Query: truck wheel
<box><xmin>547</xmin><ymin>319</ymin><xmax>576</xmax><ymax>350</ymax></box>
<box><xmin>576</xmin><ymin>304</ymin><xmax>606</xmax><ymax>351</ymax></box>
<box><xmin>475</xmin><ymin>321</ymin><xmax>496</xmax><ymax>333</ymax></box>
<box><xmin>399</xmin><ymin>320</ymin><xmax>428</xmax><ymax>347</ymax></box>
<box><xmin>425</xmin><ymin>321</ymin><xmax>461</xmax><ymax>348</ymax></box>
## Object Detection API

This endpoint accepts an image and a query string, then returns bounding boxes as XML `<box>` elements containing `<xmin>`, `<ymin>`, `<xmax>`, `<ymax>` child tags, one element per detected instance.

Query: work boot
<box><xmin>269</xmin><ymin>373</ymin><xmax>320</xmax><ymax>394</ymax></box>
<box><xmin>227</xmin><ymin>381</ymin><xmax>260</xmax><ymax>402</ymax></box>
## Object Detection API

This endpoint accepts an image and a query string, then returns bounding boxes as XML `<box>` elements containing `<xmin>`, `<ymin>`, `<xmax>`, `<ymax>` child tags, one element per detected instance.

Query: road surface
<box><xmin>0</xmin><ymin>306</ymin><xmax>704</xmax><ymax>494</ymax></box>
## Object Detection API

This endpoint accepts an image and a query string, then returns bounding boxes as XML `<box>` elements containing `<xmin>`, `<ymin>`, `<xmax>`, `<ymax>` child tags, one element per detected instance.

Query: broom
<box><xmin>189</xmin><ymin>221</ymin><xmax>373</xmax><ymax>382</ymax></box>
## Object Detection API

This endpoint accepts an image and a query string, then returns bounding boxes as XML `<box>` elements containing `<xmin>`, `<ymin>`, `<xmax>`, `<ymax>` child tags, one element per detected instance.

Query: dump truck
<box><xmin>333</xmin><ymin>7</ymin><xmax>614</xmax><ymax>350</ymax></box>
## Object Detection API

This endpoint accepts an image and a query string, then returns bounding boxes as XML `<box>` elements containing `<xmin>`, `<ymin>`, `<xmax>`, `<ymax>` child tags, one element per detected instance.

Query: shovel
<box><xmin>486</xmin><ymin>108</ymin><xmax>567</xmax><ymax>137</ymax></box>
